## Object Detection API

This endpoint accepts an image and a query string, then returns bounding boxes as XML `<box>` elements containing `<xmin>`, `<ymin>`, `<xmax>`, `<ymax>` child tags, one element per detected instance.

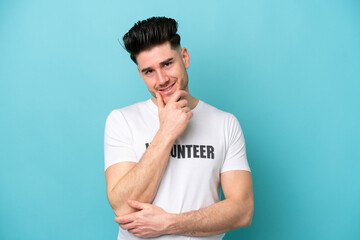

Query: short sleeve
<box><xmin>221</xmin><ymin>114</ymin><xmax>251</xmax><ymax>173</ymax></box>
<box><xmin>104</xmin><ymin>110</ymin><xmax>137</xmax><ymax>171</ymax></box>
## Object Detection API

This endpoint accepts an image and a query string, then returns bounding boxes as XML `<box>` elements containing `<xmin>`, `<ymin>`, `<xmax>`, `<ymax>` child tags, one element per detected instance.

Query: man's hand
<box><xmin>115</xmin><ymin>200</ymin><xmax>172</xmax><ymax>238</ymax></box>
<box><xmin>156</xmin><ymin>90</ymin><xmax>193</xmax><ymax>141</ymax></box>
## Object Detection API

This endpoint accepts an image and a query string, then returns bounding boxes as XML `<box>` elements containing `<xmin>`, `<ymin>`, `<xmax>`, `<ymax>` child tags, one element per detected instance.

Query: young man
<box><xmin>104</xmin><ymin>17</ymin><xmax>254</xmax><ymax>239</ymax></box>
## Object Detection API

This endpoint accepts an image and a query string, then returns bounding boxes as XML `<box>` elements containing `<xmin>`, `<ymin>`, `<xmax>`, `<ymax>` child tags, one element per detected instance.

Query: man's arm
<box><xmin>171</xmin><ymin>170</ymin><xmax>254</xmax><ymax>236</ymax></box>
<box><xmin>105</xmin><ymin>130</ymin><xmax>173</xmax><ymax>217</ymax></box>
<box><xmin>105</xmin><ymin>91</ymin><xmax>193</xmax><ymax>217</ymax></box>
<box><xmin>116</xmin><ymin>170</ymin><xmax>254</xmax><ymax>238</ymax></box>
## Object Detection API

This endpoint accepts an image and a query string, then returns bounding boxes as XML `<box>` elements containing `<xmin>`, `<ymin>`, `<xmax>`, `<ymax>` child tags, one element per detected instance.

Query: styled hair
<box><xmin>123</xmin><ymin>16</ymin><xmax>181</xmax><ymax>63</ymax></box>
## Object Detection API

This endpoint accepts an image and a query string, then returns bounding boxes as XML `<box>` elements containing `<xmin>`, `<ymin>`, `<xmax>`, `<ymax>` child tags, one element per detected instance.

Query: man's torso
<box><xmin>105</xmin><ymin>99</ymin><xmax>249</xmax><ymax>240</ymax></box>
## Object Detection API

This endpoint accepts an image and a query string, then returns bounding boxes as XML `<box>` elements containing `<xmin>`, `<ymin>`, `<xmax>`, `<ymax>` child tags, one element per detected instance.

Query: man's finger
<box><xmin>155</xmin><ymin>92</ymin><xmax>165</xmax><ymax>109</ymax></box>
<box><xmin>183</xmin><ymin>107</ymin><xmax>191</xmax><ymax>113</ymax></box>
<box><xmin>187</xmin><ymin>111</ymin><xmax>193</xmax><ymax>119</ymax></box>
<box><xmin>177</xmin><ymin>99</ymin><xmax>188</xmax><ymax>108</ymax></box>
<box><xmin>114</xmin><ymin>213</ymin><xmax>136</xmax><ymax>224</ymax></box>
<box><xmin>127</xmin><ymin>199</ymin><xmax>146</xmax><ymax>210</ymax></box>
<box><xmin>168</xmin><ymin>90</ymin><xmax>188</xmax><ymax>103</ymax></box>
<box><xmin>119</xmin><ymin>222</ymin><xmax>136</xmax><ymax>230</ymax></box>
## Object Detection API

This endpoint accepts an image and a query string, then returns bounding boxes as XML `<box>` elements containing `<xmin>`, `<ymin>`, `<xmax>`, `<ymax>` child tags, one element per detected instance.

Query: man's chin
<box><xmin>153</xmin><ymin>89</ymin><xmax>181</xmax><ymax>105</ymax></box>
<box><xmin>157</xmin><ymin>92</ymin><xmax>172</xmax><ymax>103</ymax></box>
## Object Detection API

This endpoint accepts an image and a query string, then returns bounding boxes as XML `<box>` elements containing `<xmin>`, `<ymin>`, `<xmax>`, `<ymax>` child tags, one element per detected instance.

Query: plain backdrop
<box><xmin>1</xmin><ymin>0</ymin><xmax>359</xmax><ymax>239</ymax></box>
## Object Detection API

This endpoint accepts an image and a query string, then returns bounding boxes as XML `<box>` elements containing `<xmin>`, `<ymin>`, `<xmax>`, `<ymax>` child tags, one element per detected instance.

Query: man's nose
<box><xmin>157</xmin><ymin>70</ymin><xmax>169</xmax><ymax>85</ymax></box>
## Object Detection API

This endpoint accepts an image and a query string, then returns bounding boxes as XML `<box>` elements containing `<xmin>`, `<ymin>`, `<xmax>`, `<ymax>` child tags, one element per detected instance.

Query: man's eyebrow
<box><xmin>160</xmin><ymin>58</ymin><xmax>173</xmax><ymax>65</ymax></box>
<box><xmin>141</xmin><ymin>67</ymin><xmax>152</xmax><ymax>73</ymax></box>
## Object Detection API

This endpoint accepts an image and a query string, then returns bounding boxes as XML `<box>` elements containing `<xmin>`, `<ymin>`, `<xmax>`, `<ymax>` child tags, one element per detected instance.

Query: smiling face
<box><xmin>136</xmin><ymin>41</ymin><xmax>190</xmax><ymax>104</ymax></box>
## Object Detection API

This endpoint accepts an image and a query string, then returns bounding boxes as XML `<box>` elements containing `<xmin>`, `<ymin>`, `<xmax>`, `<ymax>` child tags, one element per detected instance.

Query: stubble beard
<box><xmin>152</xmin><ymin>77</ymin><xmax>189</xmax><ymax>105</ymax></box>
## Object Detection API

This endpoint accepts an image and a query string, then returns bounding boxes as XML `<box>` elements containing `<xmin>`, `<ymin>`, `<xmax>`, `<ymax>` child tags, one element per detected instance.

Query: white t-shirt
<box><xmin>104</xmin><ymin>99</ymin><xmax>251</xmax><ymax>240</ymax></box>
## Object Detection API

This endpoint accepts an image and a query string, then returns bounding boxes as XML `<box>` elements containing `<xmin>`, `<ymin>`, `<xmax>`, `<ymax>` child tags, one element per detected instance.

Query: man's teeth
<box><xmin>162</xmin><ymin>85</ymin><xmax>173</xmax><ymax>91</ymax></box>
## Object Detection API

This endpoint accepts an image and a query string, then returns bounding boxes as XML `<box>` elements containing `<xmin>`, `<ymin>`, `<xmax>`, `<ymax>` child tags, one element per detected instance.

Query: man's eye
<box><xmin>145</xmin><ymin>70</ymin><xmax>153</xmax><ymax>75</ymax></box>
<box><xmin>164</xmin><ymin>62</ymin><xmax>172</xmax><ymax>67</ymax></box>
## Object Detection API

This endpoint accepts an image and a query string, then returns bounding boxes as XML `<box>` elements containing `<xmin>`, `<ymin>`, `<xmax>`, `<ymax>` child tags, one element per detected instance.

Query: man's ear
<box><xmin>181</xmin><ymin>47</ymin><xmax>190</xmax><ymax>69</ymax></box>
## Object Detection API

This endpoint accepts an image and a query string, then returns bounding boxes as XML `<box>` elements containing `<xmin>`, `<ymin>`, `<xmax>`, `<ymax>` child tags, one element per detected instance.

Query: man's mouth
<box><xmin>158</xmin><ymin>82</ymin><xmax>176</xmax><ymax>95</ymax></box>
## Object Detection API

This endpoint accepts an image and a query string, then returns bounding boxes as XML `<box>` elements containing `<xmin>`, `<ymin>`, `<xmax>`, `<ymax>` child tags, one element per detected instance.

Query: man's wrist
<box><xmin>165</xmin><ymin>213</ymin><xmax>199</xmax><ymax>237</ymax></box>
<box><xmin>156</xmin><ymin>128</ymin><xmax>177</xmax><ymax>145</ymax></box>
<box><xmin>164</xmin><ymin>213</ymin><xmax>179</xmax><ymax>235</ymax></box>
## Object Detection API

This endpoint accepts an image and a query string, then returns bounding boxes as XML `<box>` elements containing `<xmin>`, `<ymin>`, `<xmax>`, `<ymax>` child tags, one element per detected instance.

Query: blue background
<box><xmin>1</xmin><ymin>0</ymin><xmax>359</xmax><ymax>239</ymax></box>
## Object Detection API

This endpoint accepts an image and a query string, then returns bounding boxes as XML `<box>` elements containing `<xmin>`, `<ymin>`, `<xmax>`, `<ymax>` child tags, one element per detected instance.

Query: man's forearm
<box><xmin>167</xmin><ymin>198</ymin><xmax>253</xmax><ymax>237</ymax></box>
<box><xmin>108</xmin><ymin>129</ymin><xmax>174</xmax><ymax>216</ymax></box>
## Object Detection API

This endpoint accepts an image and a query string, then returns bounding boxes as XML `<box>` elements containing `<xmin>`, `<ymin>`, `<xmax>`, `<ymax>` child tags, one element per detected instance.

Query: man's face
<box><xmin>136</xmin><ymin>41</ymin><xmax>190</xmax><ymax>104</ymax></box>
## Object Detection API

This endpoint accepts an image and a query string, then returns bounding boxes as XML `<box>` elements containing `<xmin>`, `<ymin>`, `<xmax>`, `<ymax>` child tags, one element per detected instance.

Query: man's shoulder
<box><xmin>199</xmin><ymin>100</ymin><xmax>236</xmax><ymax>120</ymax></box>
<box><xmin>106</xmin><ymin>99</ymin><xmax>154</xmax><ymax>122</ymax></box>
<box><xmin>118</xmin><ymin>99</ymin><xmax>151</xmax><ymax>112</ymax></box>
<box><xmin>109</xmin><ymin>99</ymin><xmax>153</xmax><ymax>115</ymax></box>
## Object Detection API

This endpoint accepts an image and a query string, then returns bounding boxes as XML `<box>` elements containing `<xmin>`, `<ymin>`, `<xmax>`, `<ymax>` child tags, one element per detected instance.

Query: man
<box><xmin>104</xmin><ymin>17</ymin><xmax>253</xmax><ymax>239</ymax></box>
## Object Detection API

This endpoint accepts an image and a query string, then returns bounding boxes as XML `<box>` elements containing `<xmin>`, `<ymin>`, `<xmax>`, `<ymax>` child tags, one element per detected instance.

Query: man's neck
<box><xmin>186</xmin><ymin>94</ymin><xmax>199</xmax><ymax>110</ymax></box>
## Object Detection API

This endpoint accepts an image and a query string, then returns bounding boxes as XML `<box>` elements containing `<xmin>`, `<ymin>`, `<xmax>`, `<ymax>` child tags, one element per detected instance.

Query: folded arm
<box><xmin>116</xmin><ymin>170</ymin><xmax>254</xmax><ymax>238</ymax></box>
<box><xmin>170</xmin><ymin>170</ymin><xmax>254</xmax><ymax>236</ymax></box>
